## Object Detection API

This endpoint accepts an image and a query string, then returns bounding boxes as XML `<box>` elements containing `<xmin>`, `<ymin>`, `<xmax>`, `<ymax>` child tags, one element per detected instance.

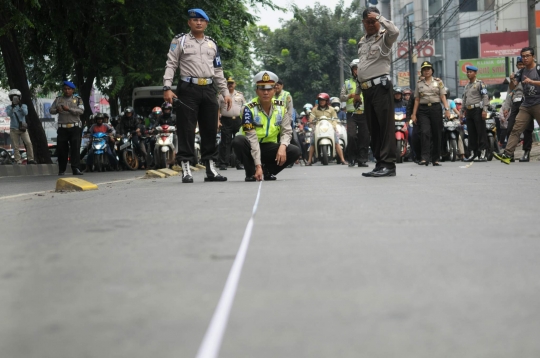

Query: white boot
<box><xmin>181</xmin><ymin>161</ymin><xmax>193</xmax><ymax>183</ymax></box>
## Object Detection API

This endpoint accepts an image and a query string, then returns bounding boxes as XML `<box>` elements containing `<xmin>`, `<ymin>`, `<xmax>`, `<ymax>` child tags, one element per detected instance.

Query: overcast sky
<box><xmin>254</xmin><ymin>0</ymin><xmax>354</xmax><ymax>30</ymax></box>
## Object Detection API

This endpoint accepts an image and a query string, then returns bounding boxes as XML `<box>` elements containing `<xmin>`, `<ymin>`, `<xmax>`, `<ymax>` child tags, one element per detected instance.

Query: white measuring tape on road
<box><xmin>196</xmin><ymin>181</ymin><xmax>263</xmax><ymax>358</ymax></box>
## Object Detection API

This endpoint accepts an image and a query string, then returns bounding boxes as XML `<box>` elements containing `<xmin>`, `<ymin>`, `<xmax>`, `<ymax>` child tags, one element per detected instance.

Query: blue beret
<box><xmin>516</xmin><ymin>56</ymin><xmax>523</xmax><ymax>63</ymax></box>
<box><xmin>466</xmin><ymin>65</ymin><xmax>478</xmax><ymax>72</ymax></box>
<box><xmin>63</xmin><ymin>81</ymin><xmax>76</xmax><ymax>89</ymax></box>
<box><xmin>188</xmin><ymin>8</ymin><xmax>209</xmax><ymax>22</ymax></box>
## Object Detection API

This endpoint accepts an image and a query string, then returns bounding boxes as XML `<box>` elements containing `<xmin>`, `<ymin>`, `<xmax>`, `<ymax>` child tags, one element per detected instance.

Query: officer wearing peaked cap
<box><xmin>163</xmin><ymin>8</ymin><xmax>231</xmax><ymax>183</ymax></box>
<box><xmin>460</xmin><ymin>64</ymin><xmax>490</xmax><ymax>162</ymax></box>
<box><xmin>218</xmin><ymin>76</ymin><xmax>246</xmax><ymax>170</ymax></box>
<box><xmin>232</xmin><ymin>71</ymin><xmax>301</xmax><ymax>181</ymax></box>
<box><xmin>49</xmin><ymin>80</ymin><xmax>85</xmax><ymax>175</ymax></box>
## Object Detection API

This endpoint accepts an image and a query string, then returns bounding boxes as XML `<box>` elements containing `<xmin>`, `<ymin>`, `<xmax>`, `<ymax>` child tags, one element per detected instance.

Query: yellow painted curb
<box><xmin>144</xmin><ymin>170</ymin><xmax>167</xmax><ymax>179</ymax></box>
<box><xmin>55</xmin><ymin>178</ymin><xmax>98</xmax><ymax>192</ymax></box>
<box><xmin>157</xmin><ymin>168</ymin><xmax>178</xmax><ymax>177</ymax></box>
<box><xmin>171</xmin><ymin>165</ymin><xmax>182</xmax><ymax>172</ymax></box>
<box><xmin>190</xmin><ymin>165</ymin><xmax>200</xmax><ymax>171</ymax></box>
<box><xmin>195</xmin><ymin>164</ymin><xmax>206</xmax><ymax>169</ymax></box>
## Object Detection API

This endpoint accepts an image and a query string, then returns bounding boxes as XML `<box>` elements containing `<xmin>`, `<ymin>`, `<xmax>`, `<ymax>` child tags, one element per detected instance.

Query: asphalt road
<box><xmin>1</xmin><ymin>161</ymin><xmax>540</xmax><ymax>358</ymax></box>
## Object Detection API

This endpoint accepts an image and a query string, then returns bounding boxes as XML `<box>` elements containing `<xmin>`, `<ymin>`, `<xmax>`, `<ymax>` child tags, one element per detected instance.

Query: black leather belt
<box><xmin>221</xmin><ymin>115</ymin><xmax>238</xmax><ymax>120</ymax></box>
<box><xmin>419</xmin><ymin>102</ymin><xmax>441</xmax><ymax>107</ymax></box>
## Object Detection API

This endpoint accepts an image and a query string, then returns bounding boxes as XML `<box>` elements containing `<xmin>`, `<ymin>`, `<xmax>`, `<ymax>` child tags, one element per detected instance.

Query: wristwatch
<box><xmin>163</xmin><ymin>86</ymin><xmax>171</xmax><ymax>91</ymax></box>
<box><xmin>444</xmin><ymin>108</ymin><xmax>449</xmax><ymax>111</ymax></box>
<box><xmin>376</xmin><ymin>15</ymin><xmax>381</xmax><ymax>21</ymax></box>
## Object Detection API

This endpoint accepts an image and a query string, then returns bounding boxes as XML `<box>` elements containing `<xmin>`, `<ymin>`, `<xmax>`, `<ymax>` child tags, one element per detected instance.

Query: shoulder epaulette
<box><xmin>247</xmin><ymin>102</ymin><xmax>257</xmax><ymax>109</ymax></box>
<box><xmin>434</xmin><ymin>77</ymin><xmax>441</xmax><ymax>81</ymax></box>
<box><xmin>273</xmin><ymin>99</ymin><xmax>284</xmax><ymax>106</ymax></box>
<box><xmin>417</xmin><ymin>79</ymin><xmax>422</xmax><ymax>83</ymax></box>
<box><xmin>206</xmin><ymin>36</ymin><xmax>218</xmax><ymax>44</ymax></box>
<box><xmin>174</xmin><ymin>33</ymin><xmax>186</xmax><ymax>39</ymax></box>
<box><xmin>236</xmin><ymin>91</ymin><xmax>243</xmax><ymax>95</ymax></box>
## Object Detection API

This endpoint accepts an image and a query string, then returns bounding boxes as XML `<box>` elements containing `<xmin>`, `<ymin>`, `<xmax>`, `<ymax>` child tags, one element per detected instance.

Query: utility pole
<box><xmin>407</xmin><ymin>19</ymin><xmax>415</xmax><ymax>91</ymax></box>
<box><xmin>528</xmin><ymin>0</ymin><xmax>537</xmax><ymax>55</ymax></box>
<box><xmin>339</xmin><ymin>37</ymin><xmax>345</xmax><ymax>88</ymax></box>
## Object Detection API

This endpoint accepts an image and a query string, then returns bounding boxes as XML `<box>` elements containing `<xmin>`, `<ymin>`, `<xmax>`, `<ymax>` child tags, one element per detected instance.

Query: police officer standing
<box><xmin>340</xmin><ymin>59</ymin><xmax>369</xmax><ymax>167</ymax></box>
<box><xmin>232</xmin><ymin>71</ymin><xmax>301</xmax><ymax>181</ymax></box>
<box><xmin>49</xmin><ymin>81</ymin><xmax>84</xmax><ymax>175</ymax></box>
<box><xmin>411</xmin><ymin>61</ymin><xmax>451</xmax><ymax>166</ymax></box>
<box><xmin>354</xmin><ymin>7</ymin><xmax>399</xmax><ymax>177</ymax></box>
<box><xmin>218</xmin><ymin>77</ymin><xmax>245</xmax><ymax>170</ymax></box>
<box><xmin>460</xmin><ymin>65</ymin><xmax>490</xmax><ymax>162</ymax></box>
<box><xmin>163</xmin><ymin>8</ymin><xmax>231</xmax><ymax>183</ymax></box>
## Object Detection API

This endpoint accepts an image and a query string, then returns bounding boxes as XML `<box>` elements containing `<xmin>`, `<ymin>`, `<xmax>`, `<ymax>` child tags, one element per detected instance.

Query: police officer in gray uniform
<box><xmin>49</xmin><ymin>81</ymin><xmax>84</xmax><ymax>175</ymax></box>
<box><xmin>353</xmin><ymin>7</ymin><xmax>399</xmax><ymax>177</ymax></box>
<box><xmin>163</xmin><ymin>8</ymin><xmax>232</xmax><ymax>183</ymax></box>
<box><xmin>460</xmin><ymin>65</ymin><xmax>490</xmax><ymax>162</ymax></box>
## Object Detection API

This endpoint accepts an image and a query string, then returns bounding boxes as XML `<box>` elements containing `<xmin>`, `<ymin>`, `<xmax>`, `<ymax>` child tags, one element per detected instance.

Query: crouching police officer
<box><xmin>49</xmin><ymin>81</ymin><xmax>84</xmax><ymax>175</ymax></box>
<box><xmin>232</xmin><ymin>71</ymin><xmax>301</xmax><ymax>181</ymax></box>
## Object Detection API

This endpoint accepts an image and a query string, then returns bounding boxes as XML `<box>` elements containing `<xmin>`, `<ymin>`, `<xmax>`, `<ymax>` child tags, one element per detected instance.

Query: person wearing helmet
<box><xmin>340</xmin><ymin>59</ymin><xmax>369</xmax><ymax>167</ymax></box>
<box><xmin>411</xmin><ymin>61</ymin><xmax>451</xmax><ymax>166</ymax></box>
<box><xmin>158</xmin><ymin>101</ymin><xmax>176</xmax><ymax>125</ymax></box>
<box><xmin>307</xmin><ymin>93</ymin><xmax>348</xmax><ymax>165</ymax></box>
<box><xmin>85</xmin><ymin>113</ymin><xmax>118</xmax><ymax>171</ymax></box>
<box><xmin>49</xmin><ymin>81</ymin><xmax>85</xmax><ymax>175</ymax></box>
<box><xmin>353</xmin><ymin>6</ymin><xmax>400</xmax><ymax>177</ymax></box>
<box><xmin>218</xmin><ymin>77</ymin><xmax>246</xmax><ymax>170</ymax></box>
<box><xmin>402</xmin><ymin>88</ymin><xmax>412</xmax><ymax>105</ymax></box>
<box><xmin>301</xmin><ymin>103</ymin><xmax>313</xmax><ymax>126</ymax></box>
<box><xmin>393</xmin><ymin>87</ymin><xmax>405</xmax><ymax>108</ymax></box>
<box><xmin>116</xmin><ymin>106</ymin><xmax>149</xmax><ymax>168</ymax></box>
<box><xmin>6</xmin><ymin>89</ymin><xmax>37</xmax><ymax>165</ymax></box>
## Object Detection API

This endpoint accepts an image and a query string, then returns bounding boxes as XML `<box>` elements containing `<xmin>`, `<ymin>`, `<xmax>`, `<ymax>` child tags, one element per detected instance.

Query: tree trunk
<box><xmin>0</xmin><ymin>30</ymin><xmax>52</xmax><ymax>163</ymax></box>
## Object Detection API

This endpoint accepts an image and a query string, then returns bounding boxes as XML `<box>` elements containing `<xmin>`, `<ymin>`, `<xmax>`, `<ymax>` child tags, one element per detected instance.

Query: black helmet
<box><xmin>124</xmin><ymin>107</ymin><xmax>134</xmax><ymax>114</ymax></box>
<box><xmin>95</xmin><ymin>113</ymin><xmax>105</xmax><ymax>121</ymax></box>
<box><xmin>394</xmin><ymin>87</ymin><xmax>403</xmax><ymax>94</ymax></box>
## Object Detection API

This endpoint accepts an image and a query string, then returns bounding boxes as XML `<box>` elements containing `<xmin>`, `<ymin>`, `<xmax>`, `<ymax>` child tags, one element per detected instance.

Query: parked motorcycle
<box><xmin>154</xmin><ymin>124</ymin><xmax>176</xmax><ymax>169</ymax></box>
<box><xmin>394</xmin><ymin>107</ymin><xmax>408</xmax><ymax>163</ymax></box>
<box><xmin>313</xmin><ymin>116</ymin><xmax>335</xmax><ymax>165</ymax></box>
<box><xmin>441</xmin><ymin>114</ymin><xmax>460</xmax><ymax>162</ymax></box>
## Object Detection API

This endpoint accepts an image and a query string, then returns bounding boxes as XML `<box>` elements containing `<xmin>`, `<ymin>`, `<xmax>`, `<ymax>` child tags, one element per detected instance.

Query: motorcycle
<box><xmin>90</xmin><ymin>132</ymin><xmax>110</xmax><ymax>172</ymax></box>
<box><xmin>313</xmin><ymin>116</ymin><xmax>335</xmax><ymax>165</ymax></box>
<box><xmin>394</xmin><ymin>107</ymin><xmax>408</xmax><ymax>163</ymax></box>
<box><xmin>441</xmin><ymin>114</ymin><xmax>461</xmax><ymax>162</ymax></box>
<box><xmin>116</xmin><ymin>134</ymin><xmax>139</xmax><ymax>170</ymax></box>
<box><xmin>154</xmin><ymin>124</ymin><xmax>176</xmax><ymax>169</ymax></box>
<box><xmin>335</xmin><ymin>119</ymin><xmax>347</xmax><ymax>158</ymax></box>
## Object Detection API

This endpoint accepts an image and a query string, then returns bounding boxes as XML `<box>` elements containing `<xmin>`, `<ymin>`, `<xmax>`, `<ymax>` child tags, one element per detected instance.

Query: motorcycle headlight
<box><xmin>320</xmin><ymin>125</ymin><xmax>329</xmax><ymax>133</ymax></box>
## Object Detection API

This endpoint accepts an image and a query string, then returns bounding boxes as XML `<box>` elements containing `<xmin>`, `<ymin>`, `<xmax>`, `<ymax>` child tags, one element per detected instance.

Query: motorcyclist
<box><xmin>301</xmin><ymin>103</ymin><xmax>313</xmax><ymax>126</ymax></box>
<box><xmin>403</xmin><ymin>88</ymin><xmax>412</xmax><ymax>106</ymax></box>
<box><xmin>154</xmin><ymin>101</ymin><xmax>178</xmax><ymax>166</ymax></box>
<box><xmin>116</xmin><ymin>107</ymin><xmax>149</xmax><ymax>168</ymax></box>
<box><xmin>86</xmin><ymin>112</ymin><xmax>118</xmax><ymax>171</ymax></box>
<box><xmin>306</xmin><ymin>93</ymin><xmax>348</xmax><ymax>165</ymax></box>
<box><xmin>393</xmin><ymin>87</ymin><xmax>406</xmax><ymax>108</ymax></box>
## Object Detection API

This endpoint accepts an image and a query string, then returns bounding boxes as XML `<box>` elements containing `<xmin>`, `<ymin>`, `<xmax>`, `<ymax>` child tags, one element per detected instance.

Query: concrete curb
<box><xmin>0</xmin><ymin>164</ymin><xmax>59</xmax><ymax>177</ymax></box>
<box><xmin>55</xmin><ymin>178</ymin><xmax>98</xmax><ymax>192</ymax></box>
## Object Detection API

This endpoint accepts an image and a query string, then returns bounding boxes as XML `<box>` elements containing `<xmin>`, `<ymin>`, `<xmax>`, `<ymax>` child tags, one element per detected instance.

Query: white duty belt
<box><xmin>181</xmin><ymin>76</ymin><xmax>213</xmax><ymax>86</ymax></box>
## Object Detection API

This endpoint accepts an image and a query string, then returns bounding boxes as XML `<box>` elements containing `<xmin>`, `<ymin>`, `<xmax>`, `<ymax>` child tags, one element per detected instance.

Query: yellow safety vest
<box><xmin>344</xmin><ymin>78</ymin><xmax>364</xmax><ymax>113</ymax></box>
<box><xmin>241</xmin><ymin>97</ymin><xmax>286</xmax><ymax>143</ymax></box>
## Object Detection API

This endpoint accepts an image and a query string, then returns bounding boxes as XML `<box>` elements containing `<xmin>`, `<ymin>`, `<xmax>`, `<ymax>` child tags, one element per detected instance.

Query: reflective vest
<box><xmin>241</xmin><ymin>97</ymin><xmax>286</xmax><ymax>143</ymax></box>
<box><xmin>344</xmin><ymin>78</ymin><xmax>364</xmax><ymax>113</ymax></box>
<box><xmin>275</xmin><ymin>90</ymin><xmax>291</xmax><ymax>104</ymax></box>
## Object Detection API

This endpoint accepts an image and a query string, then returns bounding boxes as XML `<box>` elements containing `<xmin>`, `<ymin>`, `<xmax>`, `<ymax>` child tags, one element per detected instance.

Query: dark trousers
<box><xmin>465</xmin><ymin>107</ymin><xmax>488</xmax><ymax>155</ymax></box>
<box><xmin>57</xmin><ymin>127</ymin><xmax>81</xmax><ymax>172</ymax></box>
<box><xmin>175</xmin><ymin>81</ymin><xmax>219</xmax><ymax>165</ymax></box>
<box><xmin>362</xmin><ymin>82</ymin><xmax>396</xmax><ymax>169</ymax></box>
<box><xmin>506</xmin><ymin>101</ymin><xmax>534</xmax><ymax>151</ymax></box>
<box><xmin>219</xmin><ymin>116</ymin><xmax>241</xmax><ymax>166</ymax></box>
<box><xmin>417</xmin><ymin>102</ymin><xmax>443</xmax><ymax>162</ymax></box>
<box><xmin>232</xmin><ymin>136</ymin><xmax>301</xmax><ymax>177</ymax></box>
<box><xmin>345</xmin><ymin>112</ymin><xmax>370</xmax><ymax>163</ymax></box>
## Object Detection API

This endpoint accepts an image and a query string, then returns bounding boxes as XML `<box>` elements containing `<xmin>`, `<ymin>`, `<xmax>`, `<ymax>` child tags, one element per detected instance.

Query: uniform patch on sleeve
<box><xmin>273</xmin><ymin>99</ymin><xmax>284</xmax><ymax>106</ymax></box>
<box><xmin>242</xmin><ymin>106</ymin><xmax>254</xmax><ymax>131</ymax></box>
<box><xmin>170</xmin><ymin>43</ymin><xmax>177</xmax><ymax>52</ymax></box>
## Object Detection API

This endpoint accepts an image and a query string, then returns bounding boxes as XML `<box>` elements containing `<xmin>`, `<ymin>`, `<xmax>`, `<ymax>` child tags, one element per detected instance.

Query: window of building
<box><xmin>460</xmin><ymin>37</ymin><xmax>479</xmax><ymax>59</ymax></box>
<box><xmin>459</xmin><ymin>0</ymin><xmax>477</xmax><ymax>12</ymax></box>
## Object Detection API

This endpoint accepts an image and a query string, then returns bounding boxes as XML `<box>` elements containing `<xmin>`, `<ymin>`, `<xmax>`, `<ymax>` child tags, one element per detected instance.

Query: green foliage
<box><xmin>252</xmin><ymin>2</ymin><xmax>365</xmax><ymax>109</ymax></box>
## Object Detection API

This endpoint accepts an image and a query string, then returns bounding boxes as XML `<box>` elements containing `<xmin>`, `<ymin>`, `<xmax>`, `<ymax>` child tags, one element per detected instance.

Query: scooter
<box><xmin>394</xmin><ymin>107</ymin><xmax>408</xmax><ymax>163</ymax></box>
<box><xmin>485</xmin><ymin>109</ymin><xmax>500</xmax><ymax>161</ymax></box>
<box><xmin>441</xmin><ymin>114</ymin><xmax>460</xmax><ymax>162</ymax></box>
<box><xmin>154</xmin><ymin>124</ymin><xmax>176</xmax><ymax>169</ymax></box>
<box><xmin>335</xmin><ymin>119</ymin><xmax>347</xmax><ymax>159</ymax></box>
<box><xmin>91</xmin><ymin>132</ymin><xmax>110</xmax><ymax>172</ymax></box>
<box><xmin>313</xmin><ymin>116</ymin><xmax>335</xmax><ymax>165</ymax></box>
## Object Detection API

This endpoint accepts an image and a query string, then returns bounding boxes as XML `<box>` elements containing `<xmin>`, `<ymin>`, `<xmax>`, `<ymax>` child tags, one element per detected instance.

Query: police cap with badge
<box><xmin>253</xmin><ymin>70</ymin><xmax>278</xmax><ymax>89</ymax></box>
<box><xmin>421</xmin><ymin>61</ymin><xmax>434</xmax><ymax>72</ymax></box>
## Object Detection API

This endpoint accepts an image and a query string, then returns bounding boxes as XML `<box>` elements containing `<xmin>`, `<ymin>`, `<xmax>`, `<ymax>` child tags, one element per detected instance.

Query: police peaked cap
<box><xmin>227</xmin><ymin>77</ymin><xmax>235</xmax><ymax>83</ymax></box>
<box><xmin>420</xmin><ymin>61</ymin><xmax>433</xmax><ymax>69</ymax></box>
<box><xmin>466</xmin><ymin>65</ymin><xmax>478</xmax><ymax>72</ymax></box>
<box><xmin>254</xmin><ymin>71</ymin><xmax>278</xmax><ymax>89</ymax></box>
<box><xmin>188</xmin><ymin>8</ymin><xmax>209</xmax><ymax>22</ymax></box>
<box><xmin>63</xmin><ymin>81</ymin><xmax>76</xmax><ymax>89</ymax></box>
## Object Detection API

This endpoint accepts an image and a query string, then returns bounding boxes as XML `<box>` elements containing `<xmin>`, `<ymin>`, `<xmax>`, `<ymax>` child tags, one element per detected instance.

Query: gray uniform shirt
<box><xmin>50</xmin><ymin>95</ymin><xmax>84</xmax><ymax>124</ymax></box>
<box><xmin>219</xmin><ymin>90</ymin><xmax>246</xmax><ymax>117</ymax></box>
<box><xmin>414</xmin><ymin>78</ymin><xmax>446</xmax><ymax>104</ymax></box>
<box><xmin>501</xmin><ymin>83</ymin><xmax>524</xmax><ymax>112</ymax></box>
<box><xmin>163</xmin><ymin>32</ymin><xmax>228</xmax><ymax>98</ymax></box>
<box><xmin>355</xmin><ymin>16</ymin><xmax>399</xmax><ymax>92</ymax></box>
<box><xmin>460</xmin><ymin>79</ymin><xmax>489</xmax><ymax>115</ymax></box>
<box><xmin>520</xmin><ymin>67</ymin><xmax>540</xmax><ymax>107</ymax></box>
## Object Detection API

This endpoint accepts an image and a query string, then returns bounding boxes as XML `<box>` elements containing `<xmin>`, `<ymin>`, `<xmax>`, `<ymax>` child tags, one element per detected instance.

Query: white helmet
<box><xmin>8</xmin><ymin>89</ymin><xmax>22</xmax><ymax>99</ymax></box>
<box><xmin>349</xmin><ymin>59</ymin><xmax>360</xmax><ymax>68</ymax></box>
<box><xmin>454</xmin><ymin>98</ymin><xmax>463</xmax><ymax>104</ymax></box>
<box><xmin>300</xmin><ymin>111</ymin><xmax>306</xmax><ymax>116</ymax></box>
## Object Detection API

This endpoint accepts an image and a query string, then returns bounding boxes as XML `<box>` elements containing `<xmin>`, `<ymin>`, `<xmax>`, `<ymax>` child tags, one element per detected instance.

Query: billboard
<box><xmin>397</xmin><ymin>71</ymin><xmax>422</xmax><ymax>87</ymax></box>
<box><xmin>458</xmin><ymin>58</ymin><xmax>506</xmax><ymax>86</ymax></box>
<box><xmin>480</xmin><ymin>31</ymin><xmax>528</xmax><ymax>58</ymax></box>
<box><xmin>397</xmin><ymin>39</ymin><xmax>435</xmax><ymax>59</ymax></box>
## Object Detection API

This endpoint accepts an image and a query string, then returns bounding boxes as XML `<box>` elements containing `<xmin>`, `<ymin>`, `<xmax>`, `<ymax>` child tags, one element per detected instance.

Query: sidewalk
<box><xmin>0</xmin><ymin>164</ymin><xmax>58</xmax><ymax>177</ymax></box>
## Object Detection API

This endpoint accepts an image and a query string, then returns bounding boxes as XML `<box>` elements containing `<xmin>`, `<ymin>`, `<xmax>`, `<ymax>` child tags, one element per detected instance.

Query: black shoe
<box><xmin>464</xmin><ymin>154</ymin><xmax>477</xmax><ymax>162</ymax></box>
<box><xmin>27</xmin><ymin>160</ymin><xmax>37</xmax><ymax>164</ymax></box>
<box><xmin>181</xmin><ymin>161</ymin><xmax>193</xmax><ymax>183</ymax></box>
<box><xmin>418</xmin><ymin>160</ymin><xmax>429</xmax><ymax>166</ymax></box>
<box><xmin>58</xmin><ymin>172</ymin><xmax>65</xmax><ymax>176</ymax></box>
<box><xmin>348</xmin><ymin>160</ymin><xmax>356</xmax><ymax>167</ymax></box>
<box><xmin>358</xmin><ymin>162</ymin><xmax>369</xmax><ymax>167</ymax></box>
<box><xmin>371</xmin><ymin>167</ymin><xmax>396</xmax><ymax>177</ymax></box>
<box><xmin>245</xmin><ymin>176</ymin><xmax>257</xmax><ymax>182</ymax></box>
<box><xmin>205</xmin><ymin>160</ymin><xmax>227</xmax><ymax>182</ymax></box>
<box><xmin>72</xmin><ymin>168</ymin><xmax>84</xmax><ymax>175</ymax></box>
<box><xmin>519</xmin><ymin>150</ymin><xmax>530</xmax><ymax>162</ymax></box>
<box><xmin>476</xmin><ymin>157</ymin><xmax>487</xmax><ymax>162</ymax></box>
<box><xmin>362</xmin><ymin>167</ymin><xmax>381</xmax><ymax>177</ymax></box>
<box><xmin>236</xmin><ymin>164</ymin><xmax>244</xmax><ymax>170</ymax></box>
<box><xmin>264</xmin><ymin>174</ymin><xmax>277</xmax><ymax>181</ymax></box>
<box><xmin>218</xmin><ymin>165</ymin><xmax>228</xmax><ymax>170</ymax></box>
<box><xmin>432</xmin><ymin>162</ymin><xmax>441</xmax><ymax>166</ymax></box>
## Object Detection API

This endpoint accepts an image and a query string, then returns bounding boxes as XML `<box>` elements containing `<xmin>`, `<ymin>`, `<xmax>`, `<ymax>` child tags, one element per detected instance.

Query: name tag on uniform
<box><xmin>514</xmin><ymin>97</ymin><xmax>523</xmax><ymax>102</ymax></box>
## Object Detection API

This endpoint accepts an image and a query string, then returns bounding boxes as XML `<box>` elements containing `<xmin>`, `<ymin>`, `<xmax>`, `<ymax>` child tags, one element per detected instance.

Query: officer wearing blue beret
<box><xmin>163</xmin><ymin>8</ymin><xmax>231</xmax><ymax>183</ymax></box>
<box><xmin>50</xmin><ymin>81</ymin><xmax>85</xmax><ymax>175</ymax></box>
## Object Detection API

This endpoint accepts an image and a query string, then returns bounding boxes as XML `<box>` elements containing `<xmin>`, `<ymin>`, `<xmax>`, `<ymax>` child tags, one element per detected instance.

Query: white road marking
<box><xmin>196</xmin><ymin>182</ymin><xmax>263</xmax><ymax>358</ymax></box>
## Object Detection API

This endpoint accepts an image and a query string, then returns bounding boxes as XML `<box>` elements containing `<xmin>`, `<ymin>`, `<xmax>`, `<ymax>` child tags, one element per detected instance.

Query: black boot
<box><xmin>72</xmin><ymin>168</ymin><xmax>84</xmax><ymax>175</ymax></box>
<box><xmin>181</xmin><ymin>161</ymin><xmax>193</xmax><ymax>183</ymax></box>
<box><xmin>519</xmin><ymin>150</ymin><xmax>530</xmax><ymax>162</ymax></box>
<box><xmin>204</xmin><ymin>160</ymin><xmax>227</xmax><ymax>182</ymax></box>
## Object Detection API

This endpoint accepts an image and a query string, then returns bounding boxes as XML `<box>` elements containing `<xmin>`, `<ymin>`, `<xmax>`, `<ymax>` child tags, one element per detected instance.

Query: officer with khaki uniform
<box><xmin>163</xmin><ymin>8</ymin><xmax>231</xmax><ymax>183</ymax></box>
<box><xmin>353</xmin><ymin>7</ymin><xmax>399</xmax><ymax>177</ymax></box>
<box><xmin>411</xmin><ymin>61</ymin><xmax>451</xmax><ymax>165</ymax></box>
<box><xmin>459</xmin><ymin>65</ymin><xmax>490</xmax><ymax>162</ymax></box>
<box><xmin>218</xmin><ymin>77</ymin><xmax>246</xmax><ymax>170</ymax></box>
<box><xmin>49</xmin><ymin>81</ymin><xmax>84</xmax><ymax>175</ymax></box>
